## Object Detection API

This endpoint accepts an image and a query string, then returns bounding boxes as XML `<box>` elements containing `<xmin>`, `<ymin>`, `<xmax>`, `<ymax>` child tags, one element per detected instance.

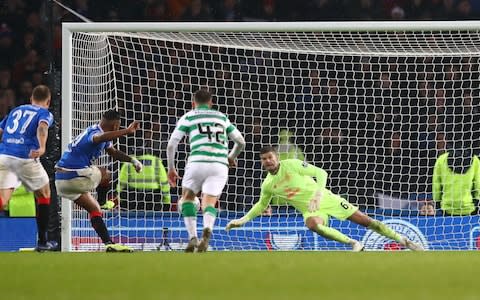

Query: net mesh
<box><xmin>68</xmin><ymin>29</ymin><xmax>480</xmax><ymax>251</ymax></box>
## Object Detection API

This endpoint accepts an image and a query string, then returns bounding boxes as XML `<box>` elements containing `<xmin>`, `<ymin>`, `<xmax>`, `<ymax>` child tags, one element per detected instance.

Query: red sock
<box><xmin>90</xmin><ymin>211</ymin><xmax>102</xmax><ymax>219</ymax></box>
<box><xmin>37</xmin><ymin>197</ymin><xmax>50</xmax><ymax>205</ymax></box>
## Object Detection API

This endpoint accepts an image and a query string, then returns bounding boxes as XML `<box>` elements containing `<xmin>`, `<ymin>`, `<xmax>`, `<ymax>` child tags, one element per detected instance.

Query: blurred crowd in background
<box><xmin>2</xmin><ymin>0</ymin><xmax>480</xmax><ymax>115</ymax></box>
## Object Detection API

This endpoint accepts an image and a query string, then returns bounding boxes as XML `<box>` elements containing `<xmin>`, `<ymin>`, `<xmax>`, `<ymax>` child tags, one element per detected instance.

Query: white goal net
<box><xmin>62</xmin><ymin>22</ymin><xmax>480</xmax><ymax>251</ymax></box>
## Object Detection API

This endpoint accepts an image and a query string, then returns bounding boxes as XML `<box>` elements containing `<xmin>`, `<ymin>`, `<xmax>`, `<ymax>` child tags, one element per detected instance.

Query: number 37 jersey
<box><xmin>170</xmin><ymin>107</ymin><xmax>240</xmax><ymax>166</ymax></box>
<box><xmin>0</xmin><ymin>104</ymin><xmax>53</xmax><ymax>159</ymax></box>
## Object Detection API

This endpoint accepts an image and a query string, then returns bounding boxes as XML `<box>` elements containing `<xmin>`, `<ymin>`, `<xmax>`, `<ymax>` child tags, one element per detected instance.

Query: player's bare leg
<box><xmin>305</xmin><ymin>216</ymin><xmax>364</xmax><ymax>251</ymax></box>
<box><xmin>348</xmin><ymin>211</ymin><xmax>424</xmax><ymax>251</ymax></box>
<box><xmin>0</xmin><ymin>188</ymin><xmax>14</xmax><ymax>212</ymax></box>
<box><xmin>96</xmin><ymin>167</ymin><xmax>115</xmax><ymax>210</ymax></box>
<box><xmin>75</xmin><ymin>192</ymin><xmax>133</xmax><ymax>252</ymax></box>
<box><xmin>181</xmin><ymin>188</ymin><xmax>199</xmax><ymax>252</ymax></box>
<box><xmin>33</xmin><ymin>183</ymin><xmax>53</xmax><ymax>251</ymax></box>
<box><xmin>197</xmin><ymin>193</ymin><xmax>217</xmax><ymax>252</ymax></box>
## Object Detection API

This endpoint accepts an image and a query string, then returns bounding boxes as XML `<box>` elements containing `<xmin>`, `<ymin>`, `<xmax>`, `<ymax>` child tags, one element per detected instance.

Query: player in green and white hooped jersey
<box><xmin>167</xmin><ymin>90</ymin><xmax>245</xmax><ymax>252</ymax></box>
<box><xmin>226</xmin><ymin>146</ymin><xmax>424</xmax><ymax>251</ymax></box>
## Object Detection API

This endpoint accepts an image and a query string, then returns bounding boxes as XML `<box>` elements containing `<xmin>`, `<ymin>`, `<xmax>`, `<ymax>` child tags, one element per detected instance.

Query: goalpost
<box><xmin>62</xmin><ymin>21</ymin><xmax>480</xmax><ymax>252</ymax></box>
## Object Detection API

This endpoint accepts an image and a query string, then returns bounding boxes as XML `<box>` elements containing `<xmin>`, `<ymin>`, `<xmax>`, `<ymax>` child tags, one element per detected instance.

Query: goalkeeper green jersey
<box><xmin>245</xmin><ymin>159</ymin><xmax>328</xmax><ymax>221</ymax></box>
<box><xmin>433</xmin><ymin>152</ymin><xmax>480</xmax><ymax>215</ymax></box>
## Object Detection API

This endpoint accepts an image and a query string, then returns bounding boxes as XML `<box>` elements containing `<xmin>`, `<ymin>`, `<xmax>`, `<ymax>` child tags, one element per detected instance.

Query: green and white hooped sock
<box><xmin>182</xmin><ymin>201</ymin><xmax>197</xmax><ymax>239</ymax></box>
<box><xmin>203</xmin><ymin>205</ymin><xmax>217</xmax><ymax>231</ymax></box>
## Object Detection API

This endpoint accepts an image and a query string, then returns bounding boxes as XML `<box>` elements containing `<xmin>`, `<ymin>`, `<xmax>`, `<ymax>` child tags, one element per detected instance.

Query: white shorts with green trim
<box><xmin>182</xmin><ymin>162</ymin><xmax>228</xmax><ymax>197</ymax></box>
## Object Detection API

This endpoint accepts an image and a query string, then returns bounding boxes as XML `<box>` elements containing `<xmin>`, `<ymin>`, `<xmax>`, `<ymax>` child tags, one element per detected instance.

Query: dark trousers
<box><xmin>47</xmin><ymin>179</ymin><xmax>61</xmax><ymax>248</ymax></box>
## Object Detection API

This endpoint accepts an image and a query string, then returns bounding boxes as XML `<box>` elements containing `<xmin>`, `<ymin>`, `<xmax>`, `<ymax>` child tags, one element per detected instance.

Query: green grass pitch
<box><xmin>0</xmin><ymin>251</ymin><xmax>478</xmax><ymax>300</ymax></box>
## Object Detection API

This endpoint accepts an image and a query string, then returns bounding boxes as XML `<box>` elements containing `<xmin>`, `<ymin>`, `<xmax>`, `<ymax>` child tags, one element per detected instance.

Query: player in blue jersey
<box><xmin>55</xmin><ymin>109</ymin><xmax>143</xmax><ymax>252</ymax></box>
<box><xmin>0</xmin><ymin>85</ymin><xmax>55</xmax><ymax>251</ymax></box>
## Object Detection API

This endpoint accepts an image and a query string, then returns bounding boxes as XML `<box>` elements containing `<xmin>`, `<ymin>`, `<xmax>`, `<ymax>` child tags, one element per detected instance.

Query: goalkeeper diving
<box><xmin>226</xmin><ymin>146</ymin><xmax>424</xmax><ymax>251</ymax></box>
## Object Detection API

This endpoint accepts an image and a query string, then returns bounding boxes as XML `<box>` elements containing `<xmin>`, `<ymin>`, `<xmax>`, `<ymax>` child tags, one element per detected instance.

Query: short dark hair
<box><xmin>194</xmin><ymin>90</ymin><xmax>212</xmax><ymax>104</ymax></box>
<box><xmin>32</xmin><ymin>85</ymin><xmax>51</xmax><ymax>102</ymax></box>
<box><xmin>102</xmin><ymin>109</ymin><xmax>121</xmax><ymax>121</ymax></box>
<box><xmin>260</xmin><ymin>146</ymin><xmax>277</xmax><ymax>155</ymax></box>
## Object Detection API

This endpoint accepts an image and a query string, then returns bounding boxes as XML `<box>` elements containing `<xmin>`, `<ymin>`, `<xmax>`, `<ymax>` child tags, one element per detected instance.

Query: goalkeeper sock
<box><xmin>90</xmin><ymin>211</ymin><xmax>112</xmax><ymax>244</ymax></box>
<box><xmin>36</xmin><ymin>197</ymin><xmax>50</xmax><ymax>244</ymax></box>
<box><xmin>368</xmin><ymin>220</ymin><xmax>402</xmax><ymax>242</ymax></box>
<box><xmin>203</xmin><ymin>205</ymin><xmax>217</xmax><ymax>231</ymax></box>
<box><xmin>182</xmin><ymin>201</ymin><xmax>197</xmax><ymax>239</ymax></box>
<box><xmin>314</xmin><ymin>224</ymin><xmax>351</xmax><ymax>244</ymax></box>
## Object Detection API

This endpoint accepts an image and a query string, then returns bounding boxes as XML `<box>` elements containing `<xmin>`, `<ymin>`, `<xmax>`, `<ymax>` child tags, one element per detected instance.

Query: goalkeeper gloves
<box><xmin>225</xmin><ymin>217</ymin><xmax>248</xmax><ymax>231</ymax></box>
<box><xmin>131</xmin><ymin>158</ymin><xmax>143</xmax><ymax>173</ymax></box>
<box><xmin>307</xmin><ymin>190</ymin><xmax>323</xmax><ymax>212</ymax></box>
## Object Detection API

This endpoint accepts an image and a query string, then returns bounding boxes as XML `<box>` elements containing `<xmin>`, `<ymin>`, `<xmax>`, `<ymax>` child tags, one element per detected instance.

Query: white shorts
<box><xmin>55</xmin><ymin>166</ymin><xmax>101</xmax><ymax>201</ymax></box>
<box><xmin>0</xmin><ymin>154</ymin><xmax>49</xmax><ymax>191</ymax></box>
<box><xmin>182</xmin><ymin>162</ymin><xmax>228</xmax><ymax>197</ymax></box>
<box><xmin>0</xmin><ymin>170</ymin><xmax>21</xmax><ymax>190</ymax></box>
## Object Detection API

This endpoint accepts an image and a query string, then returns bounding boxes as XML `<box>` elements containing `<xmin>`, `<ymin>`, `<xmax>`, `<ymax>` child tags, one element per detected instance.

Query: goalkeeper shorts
<box><xmin>303</xmin><ymin>190</ymin><xmax>358</xmax><ymax>226</ymax></box>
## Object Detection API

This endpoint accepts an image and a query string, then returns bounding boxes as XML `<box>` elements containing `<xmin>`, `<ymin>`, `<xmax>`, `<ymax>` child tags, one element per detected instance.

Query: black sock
<box><xmin>36</xmin><ymin>204</ymin><xmax>50</xmax><ymax>244</ymax></box>
<box><xmin>96</xmin><ymin>186</ymin><xmax>108</xmax><ymax>206</ymax></box>
<box><xmin>90</xmin><ymin>214</ymin><xmax>112</xmax><ymax>244</ymax></box>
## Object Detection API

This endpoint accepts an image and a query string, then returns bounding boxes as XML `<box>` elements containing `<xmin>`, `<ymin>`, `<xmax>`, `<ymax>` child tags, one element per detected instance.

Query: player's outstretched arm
<box><xmin>105</xmin><ymin>147</ymin><xmax>143</xmax><ymax>172</ymax></box>
<box><xmin>166</xmin><ymin>128</ymin><xmax>184</xmax><ymax>187</ymax></box>
<box><xmin>166</xmin><ymin>137</ymin><xmax>181</xmax><ymax>187</ymax></box>
<box><xmin>29</xmin><ymin>122</ymin><xmax>49</xmax><ymax>159</ymax></box>
<box><xmin>93</xmin><ymin>121</ymin><xmax>140</xmax><ymax>144</ymax></box>
<box><xmin>293</xmin><ymin>160</ymin><xmax>328</xmax><ymax>190</ymax></box>
<box><xmin>226</xmin><ymin>188</ymin><xmax>272</xmax><ymax>231</ymax></box>
<box><xmin>227</xmin><ymin>130</ymin><xmax>246</xmax><ymax>168</ymax></box>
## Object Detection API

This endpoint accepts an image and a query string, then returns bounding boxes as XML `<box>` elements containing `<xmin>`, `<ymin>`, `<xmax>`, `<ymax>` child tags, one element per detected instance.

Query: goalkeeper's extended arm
<box><xmin>296</xmin><ymin>160</ymin><xmax>328</xmax><ymax>190</ymax></box>
<box><xmin>226</xmin><ymin>189</ymin><xmax>271</xmax><ymax>231</ymax></box>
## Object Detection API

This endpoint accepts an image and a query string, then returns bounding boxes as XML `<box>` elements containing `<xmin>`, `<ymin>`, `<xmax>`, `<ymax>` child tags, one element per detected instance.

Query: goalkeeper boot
<box><xmin>197</xmin><ymin>228</ymin><xmax>212</xmax><ymax>253</ymax></box>
<box><xmin>350</xmin><ymin>240</ymin><xmax>365</xmax><ymax>252</ymax></box>
<box><xmin>185</xmin><ymin>237</ymin><xmax>198</xmax><ymax>253</ymax></box>
<box><xmin>404</xmin><ymin>239</ymin><xmax>425</xmax><ymax>251</ymax></box>
<box><xmin>101</xmin><ymin>200</ymin><xmax>116</xmax><ymax>210</ymax></box>
<box><xmin>105</xmin><ymin>243</ymin><xmax>134</xmax><ymax>253</ymax></box>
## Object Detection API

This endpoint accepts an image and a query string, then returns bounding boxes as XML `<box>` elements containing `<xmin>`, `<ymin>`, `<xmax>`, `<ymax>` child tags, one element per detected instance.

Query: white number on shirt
<box><xmin>6</xmin><ymin>110</ymin><xmax>38</xmax><ymax>134</ymax></box>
